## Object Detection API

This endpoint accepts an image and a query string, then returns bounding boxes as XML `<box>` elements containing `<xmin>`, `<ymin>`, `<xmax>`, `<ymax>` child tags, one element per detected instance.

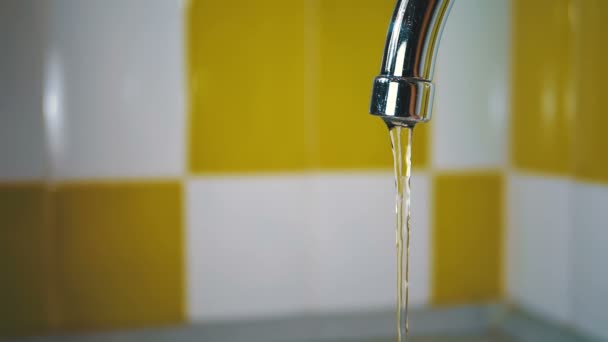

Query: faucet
<box><xmin>370</xmin><ymin>0</ymin><xmax>454</xmax><ymax>127</ymax></box>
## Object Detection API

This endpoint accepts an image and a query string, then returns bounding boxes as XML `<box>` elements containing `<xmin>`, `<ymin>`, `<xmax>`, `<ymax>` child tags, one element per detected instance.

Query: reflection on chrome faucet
<box><xmin>370</xmin><ymin>0</ymin><xmax>454</xmax><ymax>127</ymax></box>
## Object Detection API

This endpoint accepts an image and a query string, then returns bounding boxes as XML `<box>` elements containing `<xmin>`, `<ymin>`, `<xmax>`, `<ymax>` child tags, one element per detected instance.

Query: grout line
<box><xmin>181</xmin><ymin>0</ymin><xmax>192</xmax><ymax>183</ymax></box>
<box><xmin>180</xmin><ymin>2</ymin><xmax>191</xmax><ymax>321</ymax></box>
<box><xmin>43</xmin><ymin>177</ymin><xmax>183</xmax><ymax>187</ymax></box>
<box><xmin>303</xmin><ymin>0</ymin><xmax>321</xmax><ymax>170</ymax></box>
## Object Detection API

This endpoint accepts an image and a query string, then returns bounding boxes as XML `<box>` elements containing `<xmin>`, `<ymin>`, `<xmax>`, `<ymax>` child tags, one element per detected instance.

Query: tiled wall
<box><xmin>0</xmin><ymin>0</ymin><xmax>510</xmax><ymax>335</ymax></box>
<box><xmin>0</xmin><ymin>0</ymin><xmax>52</xmax><ymax>336</ymax></box>
<box><xmin>430</xmin><ymin>0</ymin><xmax>509</xmax><ymax>305</ymax></box>
<box><xmin>186</xmin><ymin>0</ymin><xmax>508</xmax><ymax>320</ymax></box>
<box><xmin>507</xmin><ymin>0</ymin><xmax>608</xmax><ymax>340</ymax></box>
<box><xmin>1</xmin><ymin>0</ymin><xmax>187</xmax><ymax>335</ymax></box>
<box><xmin>1</xmin><ymin>0</ymin><xmax>601</xmax><ymax>338</ymax></box>
<box><xmin>1</xmin><ymin>0</ymin><xmax>563</xmax><ymax>338</ymax></box>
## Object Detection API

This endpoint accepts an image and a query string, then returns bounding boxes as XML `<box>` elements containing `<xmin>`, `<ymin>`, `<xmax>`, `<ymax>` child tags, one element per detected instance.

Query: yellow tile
<box><xmin>432</xmin><ymin>173</ymin><xmax>503</xmax><ymax>305</ymax></box>
<box><xmin>573</xmin><ymin>1</ymin><xmax>608</xmax><ymax>183</ymax></box>
<box><xmin>187</xmin><ymin>0</ymin><xmax>428</xmax><ymax>174</ymax></box>
<box><xmin>511</xmin><ymin>0</ymin><xmax>572</xmax><ymax>174</ymax></box>
<box><xmin>188</xmin><ymin>0</ymin><xmax>310</xmax><ymax>173</ymax></box>
<box><xmin>0</xmin><ymin>183</ymin><xmax>52</xmax><ymax>336</ymax></box>
<box><xmin>317</xmin><ymin>0</ymin><xmax>428</xmax><ymax>169</ymax></box>
<box><xmin>413</xmin><ymin>123</ymin><xmax>429</xmax><ymax>168</ymax></box>
<box><xmin>56</xmin><ymin>181</ymin><xmax>184</xmax><ymax>330</ymax></box>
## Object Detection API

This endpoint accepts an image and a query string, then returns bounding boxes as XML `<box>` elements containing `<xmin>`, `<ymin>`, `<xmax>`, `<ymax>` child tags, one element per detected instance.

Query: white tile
<box><xmin>0</xmin><ymin>1</ymin><xmax>47</xmax><ymax>181</ymax></box>
<box><xmin>571</xmin><ymin>182</ymin><xmax>608</xmax><ymax>340</ymax></box>
<box><xmin>186</xmin><ymin>172</ymin><xmax>432</xmax><ymax>321</ymax></box>
<box><xmin>309</xmin><ymin>172</ymin><xmax>430</xmax><ymax>312</ymax></box>
<box><xmin>47</xmin><ymin>0</ymin><xmax>185</xmax><ymax>180</ymax></box>
<box><xmin>186</xmin><ymin>175</ymin><xmax>314</xmax><ymax>321</ymax></box>
<box><xmin>506</xmin><ymin>173</ymin><xmax>571</xmax><ymax>323</ymax></box>
<box><xmin>432</xmin><ymin>0</ymin><xmax>509</xmax><ymax>170</ymax></box>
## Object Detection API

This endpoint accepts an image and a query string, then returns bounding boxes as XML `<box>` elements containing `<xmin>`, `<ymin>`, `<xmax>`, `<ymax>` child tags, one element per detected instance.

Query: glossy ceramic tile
<box><xmin>571</xmin><ymin>181</ymin><xmax>608</xmax><ymax>340</ymax></box>
<box><xmin>433</xmin><ymin>172</ymin><xmax>503</xmax><ymax>305</ymax></box>
<box><xmin>47</xmin><ymin>0</ymin><xmax>185</xmax><ymax>180</ymax></box>
<box><xmin>0</xmin><ymin>1</ymin><xmax>47</xmax><ymax>181</ymax></box>
<box><xmin>309</xmin><ymin>173</ymin><xmax>430</xmax><ymax>311</ymax></box>
<box><xmin>511</xmin><ymin>0</ymin><xmax>573</xmax><ymax>175</ymax></box>
<box><xmin>507</xmin><ymin>1</ymin><xmax>608</xmax><ymax>339</ymax></box>
<box><xmin>0</xmin><ymin>184</ymin><xmax>52</xmax><ymax>336</ymax></box>
<box><xmin>572</xmin><ymin>1</ymin><xmax>608</xmax><ymax>184</ymax></box>
<box><xmin>188</xmin><ymin>0</ymin><xmax>310</xmax><ymax>173</ymax></box>
<box><xmin>56</xmin><ymin>181</ymin><xmax>184</xmax><ymax>330</ymax></box>
<box><xmin>433</xmin><ymin>0</ymin><xmax>509</xmax><ymax>170</ymax></box>
<box><xmin>186</xmin><ymin>175</ymin><xmax>313</xmax><ymax>320</ymax></box>
<box><xmin>188</xmin><ymin>0</ymin><xmax>429</xmax><ymax>174</ymax></box>
<box><xmin>187</xmin><ymin>172</ymin><xmax>432</xmax><ymax>319</ymax></box>
<box><xmin>506</xmin><ymin>173</ymin><xmax>571</xmax><ymax>323</ymax></box>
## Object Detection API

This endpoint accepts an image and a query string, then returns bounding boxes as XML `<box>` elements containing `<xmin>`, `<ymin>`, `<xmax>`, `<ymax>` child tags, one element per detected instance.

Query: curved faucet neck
<box><xmin>370</xmin><ymin>0</ymin><xmax>454</xmax><ymax>126</ymax></box>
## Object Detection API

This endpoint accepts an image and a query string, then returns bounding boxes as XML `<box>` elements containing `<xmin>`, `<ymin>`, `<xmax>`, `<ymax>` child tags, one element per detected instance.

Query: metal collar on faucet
<box><xmin>370</xmin><ymin>0</ymin><xmax>454</xmax><ymax>127</ymax></box>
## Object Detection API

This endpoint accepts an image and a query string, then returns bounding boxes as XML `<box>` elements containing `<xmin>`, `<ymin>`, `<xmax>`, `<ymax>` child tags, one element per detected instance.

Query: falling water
<box><xmin>389</xmin><ymin>124</ymin><xmax>413</xmax><ymax>342</ymax></box>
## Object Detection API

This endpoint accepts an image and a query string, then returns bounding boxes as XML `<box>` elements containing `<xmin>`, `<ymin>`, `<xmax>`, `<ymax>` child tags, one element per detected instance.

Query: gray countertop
<box><xmin>4</xmin><ymin>305</ymin><xmax>596</xmax><ymax>342</ymax></box>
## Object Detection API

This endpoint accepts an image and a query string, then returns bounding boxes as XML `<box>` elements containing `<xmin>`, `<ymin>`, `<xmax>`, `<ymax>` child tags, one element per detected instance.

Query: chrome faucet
<box><xmin>370</xmin><ymin>0</ymin><xmax>454</xmax><ymax>127</ymax></box>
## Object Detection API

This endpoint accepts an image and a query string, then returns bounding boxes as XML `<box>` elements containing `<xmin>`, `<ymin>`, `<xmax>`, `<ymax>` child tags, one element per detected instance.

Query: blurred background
<box><xmin>1</xmin><ymin>0</ymin><xmax>606</xmax><ymax>341</ymax></box>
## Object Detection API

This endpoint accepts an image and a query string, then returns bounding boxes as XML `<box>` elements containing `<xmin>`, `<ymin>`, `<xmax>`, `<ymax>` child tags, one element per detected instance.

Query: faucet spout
<box><xmin>369</xmin><ymin>0</ymin><xmax>454</xmax><ymax>127</ymax></box>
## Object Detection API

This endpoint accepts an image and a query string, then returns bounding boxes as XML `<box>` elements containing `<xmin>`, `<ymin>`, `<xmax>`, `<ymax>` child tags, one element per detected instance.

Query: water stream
<box><xmin>389</xmin><ymin>124</ymin><xmax>414</xmax><ymax>342</ymax></box>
